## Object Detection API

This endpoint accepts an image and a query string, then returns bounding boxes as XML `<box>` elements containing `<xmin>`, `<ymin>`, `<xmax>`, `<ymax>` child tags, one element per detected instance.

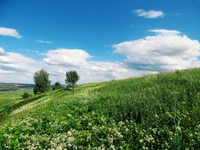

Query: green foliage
<box><xmin>22</xmin><ymin>92</ymin><xmax>31</xmax><ymax>99</ymax></box>
<box><xmin>0</xmin><ymin>68</ymin><xmax>200</xmax><ymax>149</ymax></box>
<box><xmin>33</xmin><ymin>69</ymin><xmax>51</xmax><ymax>94</ymax></box>
<box><xmin>65</xmin><ymin>70</ymin><xmax>80</xmax><ymax>90</ymax></box>
<box><xmin>52</xmin><ymin>82</ymin><xmax>62</xmax><ymax>90</ymax></box>
<box><xmin>0</xmin><ymin>90</ymin><xmax>32</xmax><ymax>111</ymax></box>
<box><xmin>0</xmin><ymin>93</ymin><xmax>46</xmax><ymax>122</ymax></box>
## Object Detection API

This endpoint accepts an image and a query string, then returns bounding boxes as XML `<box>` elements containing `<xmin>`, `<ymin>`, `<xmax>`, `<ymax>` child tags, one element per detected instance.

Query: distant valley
<box><xmin>0</xmin><ymin>83</ymin><xmax>34</xmax><ymax>91</ymax></box>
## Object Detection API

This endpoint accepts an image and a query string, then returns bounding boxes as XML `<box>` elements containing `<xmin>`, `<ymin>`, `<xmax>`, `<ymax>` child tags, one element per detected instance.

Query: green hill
<box><xmin>0</xmin><ymin>68</ymin><xmax>200</xmax><ymax>149</ymax></box>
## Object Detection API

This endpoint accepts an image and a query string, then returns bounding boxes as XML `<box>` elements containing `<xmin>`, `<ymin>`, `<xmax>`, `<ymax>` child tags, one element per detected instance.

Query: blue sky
<box><xmin>0</xmin><ymin>0</ymin><xmax>200</xmax><ymax>84</ymax></box>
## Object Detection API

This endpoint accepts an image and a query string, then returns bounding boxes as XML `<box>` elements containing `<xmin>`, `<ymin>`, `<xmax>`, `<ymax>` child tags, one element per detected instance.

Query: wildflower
<box><xmin>139</xmin><ymin>139</ymin><xmax>144</xmax><ymax>143</ymax></box>
<box><xmin>67</xmin><ymin>114</ymin><xmax>72</xmax><ymax>118</ymax></box>
<box><xmin>176</xmin><ymin>126</ymin><xmax>181</xmax><ymax>132</ymax></box>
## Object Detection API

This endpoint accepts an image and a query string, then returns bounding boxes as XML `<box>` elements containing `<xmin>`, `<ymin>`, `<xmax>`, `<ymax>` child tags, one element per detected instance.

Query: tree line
<box><xmin>33</xmin><ymin>69</ymin><xmax>80</xmax><ymax>95</ymax></box>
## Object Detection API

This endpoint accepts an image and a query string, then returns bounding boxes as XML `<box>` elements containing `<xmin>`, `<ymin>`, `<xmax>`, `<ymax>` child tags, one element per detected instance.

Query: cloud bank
<box><xmin>113</xmin><ymin>29</ymin><xmax>200</xmax><ymax>71</ymax></box>
<box><xmin>1</xmin><ymin>29</ymin><xmax>200</xmax><ymax>84</ymax></box>
<box><xmin>0</xmin><ymin>47</ymin><xmax>43</xmax><ymax>83</ymax></box>
<box><xmin>43</xmin><ymin>48</ymin><xmax>128</xmax><ymax>83</ymax></box>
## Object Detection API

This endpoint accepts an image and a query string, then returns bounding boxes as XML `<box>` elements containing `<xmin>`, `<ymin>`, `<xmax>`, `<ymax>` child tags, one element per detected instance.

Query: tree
<box><xmin>33</xmin><ymin>69</ymin><xmax>51</xmax><ymax>94</ymax></box>
<box><xmin>65</xmin><ymin>70</ymin><xmax>80</xmax><ymax>91</ymax></box>
<box><xmin>53</xmin><ymin>82</ymin><xmax>62</xmax><ymax>90</ymax></box>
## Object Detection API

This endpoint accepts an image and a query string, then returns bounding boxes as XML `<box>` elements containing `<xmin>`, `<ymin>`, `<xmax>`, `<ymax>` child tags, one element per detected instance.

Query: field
<box><xmin>0</xmin><ymin>68</ymin><xmax>200</xmax><ymax>149</ymax></box>
<box><xmin>0</xmin><ymin>90</ymin><xmax>32</xmax><ymax>111</ymax></box>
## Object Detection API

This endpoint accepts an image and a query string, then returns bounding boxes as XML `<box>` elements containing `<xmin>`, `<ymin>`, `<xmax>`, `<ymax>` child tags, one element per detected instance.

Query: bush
<box><xmin>22</xmin><ymin>92</ymin><xmax>31</xmax><ymax>99</ymax></box>
<box><xmin>53</xmin><ymin>82</ymin><xmax>62</xmax><ymax>90</ymax></box>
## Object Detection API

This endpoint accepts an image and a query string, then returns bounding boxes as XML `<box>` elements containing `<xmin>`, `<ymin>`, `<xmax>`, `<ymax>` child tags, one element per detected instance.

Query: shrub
<box><xmin>53</xmin><ymin>82</ymin><xmax>62</xmax><ymax>90</ymax></box>
<box><xmin>22</xmin><ymin>92</ymin><xmax>31</xmax><ymax>99</ymax></box>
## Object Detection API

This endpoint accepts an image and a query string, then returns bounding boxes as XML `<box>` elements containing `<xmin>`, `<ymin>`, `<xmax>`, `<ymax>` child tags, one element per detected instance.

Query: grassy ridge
<box><xmin>0</xmin><ymin>68</ymin><xmax>200</xmax><ymax>149</ymax></box>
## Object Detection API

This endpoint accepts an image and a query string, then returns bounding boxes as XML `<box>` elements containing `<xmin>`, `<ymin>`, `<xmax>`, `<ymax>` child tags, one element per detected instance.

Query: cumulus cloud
<box><xmin>35</xmin><ymin>40</ymin><xmax>53</xmax><ymax>44</ymax></box>
<box><xmin>0</xmin><ymin>52</ymin><xmax>37</xmax><ymax>73</ymax></box>
<box><xmin>43</xmin><ymin>48</ymin><xmax>128</xmax><ymax>83</ymax></box>
<box><xmin>0</xmin><ymin>27</ymin><xmax>22</xmax><ymax>38</ymax></box>
<box><xmin>0</xmin><ymin>47</ymin><xmax>7</xmax><ymax>56</ymax></box>
<box><xmin>3</xmin><ymin>29</ymin><xmax>200</xmax><ymax>84</ymax></box>
<box><xmin>43</xmin><ymin>48</ymin><xmax>91</xmax><ymax>67</ymax></box>
<box><xmin>0</xmin><ymin>48</ymin><xmax>43</xmax><ymax>83</ymax></box>
<box><xmin>0</xmin><ymin>47</ymin><xmax>129</xmax><ymax>84</ymax></box>
<box><xmin>113</xmin><ymin>29</ymin><xmax>200</xmax><ymax>71</ymax></box>
<box><xmin>133</xmin><ymin>9</ymin><xmax>164</xmax><ymax>18</ymax></box>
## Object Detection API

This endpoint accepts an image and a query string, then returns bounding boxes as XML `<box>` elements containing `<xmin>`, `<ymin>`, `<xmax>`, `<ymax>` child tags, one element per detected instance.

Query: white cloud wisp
<box><xmin>35</xmin><ymin>40</ymin><xmax>53</xmax><ymax>44</ymax></box>
<box><xmin>0</xmin><ymin>27</ymin><xmax>22</xmax><ymax>38</ymax></box>
<box><xmin>134</xmin><ymin>9</ymin><xmax>164</xmax><ymax>18</ymax></box>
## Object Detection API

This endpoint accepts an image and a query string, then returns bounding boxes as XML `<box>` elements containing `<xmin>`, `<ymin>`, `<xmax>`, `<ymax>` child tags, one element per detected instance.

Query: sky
<box><xmin>0</xmin><ymin>0</ymin><xmax>200</xmax><ymax>84</ymax></box>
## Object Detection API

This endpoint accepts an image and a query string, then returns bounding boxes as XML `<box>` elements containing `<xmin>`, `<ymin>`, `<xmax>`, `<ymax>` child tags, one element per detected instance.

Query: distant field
<box><xmin>0</xmin><ymin>89</ymin><xmax>33</xmax><ymax>111</ymax></box>
<box><xmin>0</xmin><ymin>83</ymin><xmax>34</xmax><ymax>91</ymax></box>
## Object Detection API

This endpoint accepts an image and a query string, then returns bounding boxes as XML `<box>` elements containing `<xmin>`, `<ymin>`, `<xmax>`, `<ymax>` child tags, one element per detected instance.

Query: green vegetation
<box><xmin>0</xmin><ymin>90</ymin><xmax>32</xmax><ymax>111</ymax></box>
<box><xmin>22</xmin><ymin>92</ymin><xmax>32</xmax><ymax>99</ymax></box>
<box><xmin>52</xmin><ymin>82</ymin><xmax>62</xmax><ymax>90</ymax></box>
<box><xmin>33</xmin><ymin>69</ymin><xmax>51</xmax><ymax>94</ymax></box>
<box><xmin>65</xmin><ymin>70</ymin><xmax>80</xmax><ymax>91</ymax></box>
<box><xmin>0</xmin><ymin>68</ymin><xmax>200</xmax><ymax>149</ymax></box>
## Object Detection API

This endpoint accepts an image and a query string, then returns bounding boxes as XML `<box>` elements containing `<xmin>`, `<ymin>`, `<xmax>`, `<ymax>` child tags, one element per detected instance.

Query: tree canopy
<box><xmin>65</xmin><ymin>71</ymin><xmax>80</xmax><ymax>90</ymax></box>
<box><xmin>33</xmin><ymin>69</ymin><xmax>51</xmax><ymax>94</ymax></box>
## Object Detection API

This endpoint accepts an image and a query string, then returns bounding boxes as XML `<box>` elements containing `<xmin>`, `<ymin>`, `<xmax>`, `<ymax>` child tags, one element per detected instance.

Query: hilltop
<box><xmin>0</xmin><ymin>68</ymin><xmax>200</xmax><ymax>149</ymax></box>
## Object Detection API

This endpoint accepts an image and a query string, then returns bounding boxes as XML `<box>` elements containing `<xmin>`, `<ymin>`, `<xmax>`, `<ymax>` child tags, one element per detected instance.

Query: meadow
<box><xmin>0</xmin><ymin>90</ymin><xmax>32</xmax><ymax>111</ymax></box>
<box><xmin>0</xmin><ymin>68</ymin><xmax>200</xmax><ymax>149</ymax></box>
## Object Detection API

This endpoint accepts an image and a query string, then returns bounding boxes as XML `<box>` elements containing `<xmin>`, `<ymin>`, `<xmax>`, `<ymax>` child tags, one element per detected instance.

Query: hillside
<box><xmin>0</xmin><ymin>68</ymin><xmax>200</xmax><ymax>149</ymax></box>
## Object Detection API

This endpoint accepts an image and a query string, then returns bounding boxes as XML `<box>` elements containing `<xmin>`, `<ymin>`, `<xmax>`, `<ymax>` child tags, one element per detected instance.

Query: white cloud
<box><xmin>36</xmin><ymin>40</ymin><xmax>53</xmax><ymax>44</ymax></box>
<box><xmin>43</xmin><ymin>48</ymin><xmax>91</xmax><ymax>66</ymax></box>
<box><xmin>0</xmin><ymin>47</ymin><xmax>7</xmax><ymax>56</ymax></box>
<box><xmin>0</xmin><ymin>27</ymin><xmax>22</xmax><ymax>38</ymax></box>
<box><xmin>134</xmin><ymin>9</ymin><xmax>164</xmax><ymax>18</ymax></box>
<box><xmin>0</xmin><ymin>47</ymin><xmax>129</xmax><ymax>84</ymax></box>
<box><xmin>0</xmin><ymin>48</ymin><xmax>43</xmax><ymax>83</ymax></box>
<box><xmin>3</xmin><ymin>29</ymin><xmax>200</xmax><ymax>85</ymax></box>
<box><xmin>43</xmin><ymin>48</ymin><xmax>128</xmax><ymax>83</ymax></box>
<box><xmin>47</xmin><ymin>61</ymin><xmax>128</xmax><ymax>84</ymax></box>
<box><xmin>113</xmin><ymin>29</ymin><xmax>200</xmax><ymax>71</ymax></box>
<box><xmin>20</xmin><ymin>48</ymin><xmax>45</xmax><ymax>55</ymax></box>
<box><xmin>149</xmin><ymin>29</ymin><xmax>180</xmax><ymax>35</ymax></box>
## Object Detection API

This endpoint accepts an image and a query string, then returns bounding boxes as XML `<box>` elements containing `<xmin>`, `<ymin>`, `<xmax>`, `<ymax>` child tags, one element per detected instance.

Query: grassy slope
<box><xmin>0</xmin><ymin>68</ymin><xmax>200</xmax><ymax>149</ymax></box>
<box><xmin>0</xmin><ymin>90</ymin><xmax>32</xmax><ymax>111</ymax></box>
